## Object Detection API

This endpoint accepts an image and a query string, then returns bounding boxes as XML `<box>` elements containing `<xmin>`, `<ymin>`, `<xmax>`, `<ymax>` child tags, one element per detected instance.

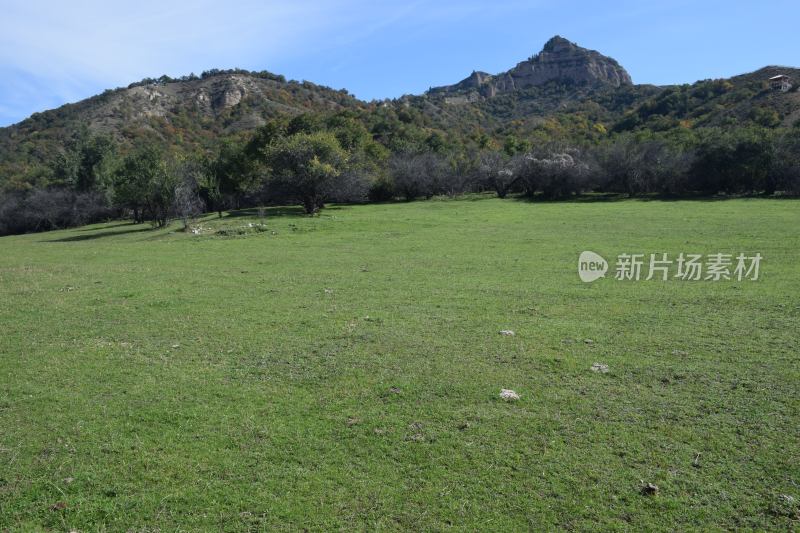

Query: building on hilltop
<box><xmin>768</xmin><ymin>74</ymin><xmax>792</xmax><ymax>92</ymax></box>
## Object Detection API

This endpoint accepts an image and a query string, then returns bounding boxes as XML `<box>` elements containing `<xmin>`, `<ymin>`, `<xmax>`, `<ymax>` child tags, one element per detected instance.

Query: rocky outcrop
<box><xmin>430</xmin><ymin>36</ymin><xmax>632</xmax><ymax>99</ymax></box>
<box><xmin>211</xmin><ymin>76</ymin><xmax>248</xmax><ymax>110</ymax></box>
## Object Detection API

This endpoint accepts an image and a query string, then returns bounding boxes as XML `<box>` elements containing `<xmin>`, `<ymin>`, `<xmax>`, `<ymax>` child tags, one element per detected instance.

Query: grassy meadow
<box><xmin>0</xmin><ymin>196</ymin><xmax>798</xmax><ymax>530</ymax></box>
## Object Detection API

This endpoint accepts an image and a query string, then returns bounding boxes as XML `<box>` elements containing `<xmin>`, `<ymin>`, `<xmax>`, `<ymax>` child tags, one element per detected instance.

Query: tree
<box><xmin>208</xmin><ymin>139</ymin><xmax>259</xmax><ymax>216</ymax></box>
<box><xmin>389</xmin><ymin>152</ymin><xmax>449</xmax><ymax>201</ymax></box>
<box><xmin>478</xmin><ymin>150</ymin><xmax>518</xmax><ymax>198</ymax></box>
<box><xmin>113</xmin><ymin>146</ymin><xmax>177</xmax><ymax>226</ymax></box>
<box><xmin>51</xmin><ymin>132</ymin><xmax>117</xmax><ymax>192</ymax></box>
<box><xmin>518</xmin><ymin>146</ymin><xmax>592</xmax><ymax>198</ymax></box>
<box><xmin>596</xmin><ymin>135</ymin><xmax>692</xmax><ymax>196</ymax></box>
<box><xmin>772</xmin><ymin>128</ymin><xmax>800</xmax><ymax>195</ymax></box>
<box><xmin>690</xmin><ymin>128</ymin><xmax>775</xmax><ymax>194</ymax></box>
<box><xmin>113</xmin><ymin>150</ymin><xmax>152</xmax><ymax>223</ymax></box>
<box><xmin>173</xmin><ymin>159</ymin><xmax>205</xmax><ymax>230</ymax></box>
<box><xmin>264</xmin><ymin>131</ymin><xmax>347</xmax><ymax>214</ymax></box>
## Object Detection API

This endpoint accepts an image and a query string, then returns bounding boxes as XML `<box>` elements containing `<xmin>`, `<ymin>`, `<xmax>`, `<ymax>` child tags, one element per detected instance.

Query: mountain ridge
<box><xmin>428</xmin><ymin>36</ymin><xmax>633</xmax><ymax>100</ymax></box>
<box><xmin>1</xmin><ymin>36</ymin><xmax>798</xmax><ymax>190</ymax></box>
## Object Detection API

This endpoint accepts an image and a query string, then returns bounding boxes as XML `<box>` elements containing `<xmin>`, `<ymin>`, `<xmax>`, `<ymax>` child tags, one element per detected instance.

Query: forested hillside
<box><xmin>1</xmin><ymin>36</ymin><xmax>799</xmax><ymax>235</ymax></box>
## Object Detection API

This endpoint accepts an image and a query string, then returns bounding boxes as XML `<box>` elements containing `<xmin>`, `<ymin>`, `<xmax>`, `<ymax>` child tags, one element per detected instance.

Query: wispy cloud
<box><xmin>0</xmin><ymin>0</ymin><xmax>498</xmax><ymax>124</ymax></box>
<box><xmin>0</xmin><ymin>0</ymin><xmax>360</xmax><ymax>125</ymax></box>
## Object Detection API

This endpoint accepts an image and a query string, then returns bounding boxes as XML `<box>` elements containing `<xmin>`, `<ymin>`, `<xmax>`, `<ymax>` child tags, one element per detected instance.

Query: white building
<box><xmin>768</xmin><ymin>75</ymin><xmax>792</xmax><ymax>92</ymax></box>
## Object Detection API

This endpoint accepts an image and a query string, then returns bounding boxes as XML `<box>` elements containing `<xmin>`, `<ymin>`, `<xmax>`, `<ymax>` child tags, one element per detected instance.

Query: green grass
<box><xmin>0</xmin><ymin>197</ymin><xmax>798</xmax><ymax>530</ymax></box>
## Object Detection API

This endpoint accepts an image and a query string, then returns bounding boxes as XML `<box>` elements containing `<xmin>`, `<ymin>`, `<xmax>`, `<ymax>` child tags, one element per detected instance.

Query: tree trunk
<box><xmin>302</xmin><ymin>196</ymin><xmax>319</xmax><ymax>215</ymax></box>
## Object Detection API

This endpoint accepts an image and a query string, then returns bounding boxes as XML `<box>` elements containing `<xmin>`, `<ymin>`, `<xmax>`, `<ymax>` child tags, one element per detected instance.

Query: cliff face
<box><xmin>431</xmin><ymin>36</ymin><xmax>632</xmax><ymax>98</ymax></box>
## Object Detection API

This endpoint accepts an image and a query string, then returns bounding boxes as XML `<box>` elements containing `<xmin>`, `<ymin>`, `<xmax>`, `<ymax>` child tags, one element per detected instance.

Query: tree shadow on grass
<box><xmin>225</xmin><ymin>206</ymin><xmax>307</xmax><ymax>218</ymax></box>
<box><xmin>43</xmin><ymin>225</ymin><xmax>152</xmax><ymax>242</ymax></box>
<box><xmin>74</xmin><ymin>221</ymin><xmax>135</xmax><ymax>232</ymax></box>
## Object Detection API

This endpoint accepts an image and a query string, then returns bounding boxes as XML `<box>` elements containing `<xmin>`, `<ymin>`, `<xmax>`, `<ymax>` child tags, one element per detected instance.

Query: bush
<box><xmin>595</xmin><ymin>136</ymin><xmax>692</xmax><ymax>195</ymax></box>
<box><xmin>689</xmin><ymin>128</ymin><xmax>774</xmax><ymax>194</ymax></box>
<box><xmin>389</xmin><ymin>152</ymin><xmax>450</xmax><ymax>200</ymax></box>
<box><xmin>0</xmin><ymin>188</ymin><xmax>114</xmax><ymax>236</ymax></box>
<box><xmin>368</xmin><ymin>176</ymin><xmax>395</xmax><ymax>202</ymax></box>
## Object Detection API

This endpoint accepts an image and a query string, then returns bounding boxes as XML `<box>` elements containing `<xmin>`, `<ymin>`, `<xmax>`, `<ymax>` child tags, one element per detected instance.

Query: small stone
<box><xmin>63</xmin><ymin>477</ymin><xmax>74</xmax><ymax>484</ymax></box>
<box><xmin>771</xmin><ymin>494</ymin><xmax>799</xmax><ymax>518</ymax></box>
<box><xmin>346</xmin><ymin>417</ymin><xmax>360</xmax><ymax>427</ymax></box>
<box><xmin>324</xmin><ymin>288</ymin><xmax>333</xmax><ymax>294</ymax></box>
<box><xmin>373</xmin><ymin>428</ymin><xmax>386</xmax><ymax>435</ymax></box>
<box><xmin>500</xmin><ymin>389</ymin><xmax>520</xmax><ymax>401</ymax></box>
<box><xmin>50</xmin><ymin>501</ymin><xmax>67</xmax><ymax>511</ymax></box>
<box><xmin>590</xmin><ymin>363</ymin><xmax>609</xmax><ymax>373</ymax></box>
<box><xmin>171</xmin><ymin>344</ymin><xmax>180</xmax><ymax>349</ymax></box>
<box><xmin>389</xmin><ymin>386</ymin><xmax>401</xmax><ymax>394</ymax></box>
<box><xmin>499</xmin><ymin>330</ymin><xmax>515</xmax><ymax>336</ymax></box>
<box><xmin>692</xmin><ymin>453</ymin><xmax>702</xmax><ymax>468</ymax></box>
<box><xmin>640</xmin><ymin>482</ymin><xmax>659</xmax><ymax>496</ymax></box>
<box><xmin>671</xmin><ymin>349</ymin><xmax>688</xmax><ymax>356</ymax></box>
<box><xmin>584</xmin><ymin>339</ymin><xmax>594</xmax><ymax>345</ymax></box>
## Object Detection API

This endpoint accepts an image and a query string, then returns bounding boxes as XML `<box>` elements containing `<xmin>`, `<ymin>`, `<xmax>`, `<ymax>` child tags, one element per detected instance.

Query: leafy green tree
<box><xmin>113</xmin><ymin>150</ymin><xmax>151</xmax><ymax>223</ymax></box>
<box><xmin>208</xmin><ymin>140</ymin><xmax>257</xmax><ymax>216</ymax></box>
<box><xmin>690</xmin><ymin>127</ymin><xmax>775</xmax><ymax>194</ymax></box>
<box><xmin>503</xmin><ymin>135</ymin><xmax>532</xmax><ymax>156</ymax></box>
<box><xmin>52</xmin><ymin>132</ymin><xmax>117</xmax><ymax>192</ymax></box>
<box><xmin>264</xmin><ymin>131</ymin><xmax>347</xmax><ymax>214</ymax></box>
<box><xmin>113</xmin><ymin>146</ymin><xmax>177</xmax><ymax>226</ymax></box>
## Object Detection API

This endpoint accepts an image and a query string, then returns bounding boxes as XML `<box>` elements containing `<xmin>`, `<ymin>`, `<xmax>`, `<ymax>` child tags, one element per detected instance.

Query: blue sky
<box><xmin>1</xmin><ymin>0</ymin><xmax>798</xmax><ymax>127</ymax></box>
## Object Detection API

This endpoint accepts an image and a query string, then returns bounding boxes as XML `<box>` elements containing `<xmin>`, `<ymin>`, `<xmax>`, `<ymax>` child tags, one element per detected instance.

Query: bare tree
<box><xmin>478</xmin><ymin>151</ymin><xmax>518</xmax><ymax>198</ymax></box>
<box><xmin>389</xmin><ymin>152</ymin><xmax>449</xmax><ymax>200</ymax></box>
<box><xmin>518</xmin><ymin>146</ymin><xmax>592</xmax><ymax>198</ymax></box>
<box><xmin>596</xmin><ymin>136</ymin><xmax>693</xmax><ymax>196</ymax></box>
<box><xmin>173</xmin><ymin>160</ymin><xmax>205</xmax><ymax>231</ymax></box>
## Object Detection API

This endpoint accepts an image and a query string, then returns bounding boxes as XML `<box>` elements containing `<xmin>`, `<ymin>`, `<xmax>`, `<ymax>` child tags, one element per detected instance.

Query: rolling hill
<box><xmin>0</xmin><ymin>36</ymin><xmax>798</xmax><ymax>191</ymax></box>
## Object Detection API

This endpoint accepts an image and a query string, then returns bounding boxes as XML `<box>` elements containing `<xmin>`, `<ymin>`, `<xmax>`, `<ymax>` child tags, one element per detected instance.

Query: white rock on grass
<box><xmin>499</xmin><ymin>389</ymin><xmax>520</xmax><ymax>401</ymax></box>
<box><xmin>499</xmin><ymin>330</ymin><xmax>515</xmax><ymax>336</ymax></box>
<box><xmin>591</xmin><ymin>362</ymin><xmax>609</xmax><ymax>373</ymax></box>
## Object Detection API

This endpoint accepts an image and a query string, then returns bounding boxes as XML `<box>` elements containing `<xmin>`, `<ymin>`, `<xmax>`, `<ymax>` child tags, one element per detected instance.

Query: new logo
<box><xmin>578</xmin><ymin>251</ymin><xmax>608</xmax><ymax>283</ymax></box>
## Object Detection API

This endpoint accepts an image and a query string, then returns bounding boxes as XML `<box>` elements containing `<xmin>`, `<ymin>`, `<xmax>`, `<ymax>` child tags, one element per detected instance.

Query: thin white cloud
<box><xmin>1</xmin><ymin>0</ymin><xmax>542</xmax><ymax>123</ymax></box>
<box><xmin>0</xmin><ymin>0</ymin><xmax>346</xmax><ymax>85</ymax></box>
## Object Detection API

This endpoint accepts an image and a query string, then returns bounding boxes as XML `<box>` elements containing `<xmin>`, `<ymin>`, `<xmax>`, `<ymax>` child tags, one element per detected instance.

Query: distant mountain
<box><xmin>429</xmin><ymin>36</ymin><xmax>632</xmax><ymax>100</ymax></box>
<box><xmin>0</xmin><ymin>36</ymin><xmax>798</xmax><ymax>190</ymax></box>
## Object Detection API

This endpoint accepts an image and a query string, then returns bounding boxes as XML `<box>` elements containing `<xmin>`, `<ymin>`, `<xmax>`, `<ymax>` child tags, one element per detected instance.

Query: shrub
<box><xmin>0</xmin><ymin>188</ymin><xmax>114</xmax><ymax>236</ymax></box>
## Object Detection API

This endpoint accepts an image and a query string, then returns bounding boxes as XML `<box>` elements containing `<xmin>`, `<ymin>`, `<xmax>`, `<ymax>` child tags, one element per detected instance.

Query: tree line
<box><xmin>1</xmin><ymin>113</ymin><xmax>799</xmax><ymax>236</ymax></box>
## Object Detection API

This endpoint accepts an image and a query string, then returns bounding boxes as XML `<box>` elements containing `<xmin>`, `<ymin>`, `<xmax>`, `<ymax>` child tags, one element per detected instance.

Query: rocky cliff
<box><xmin>430</xmin><ymin>36</ymin><xmax>632</xmax><ymax>99</ymax></box>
